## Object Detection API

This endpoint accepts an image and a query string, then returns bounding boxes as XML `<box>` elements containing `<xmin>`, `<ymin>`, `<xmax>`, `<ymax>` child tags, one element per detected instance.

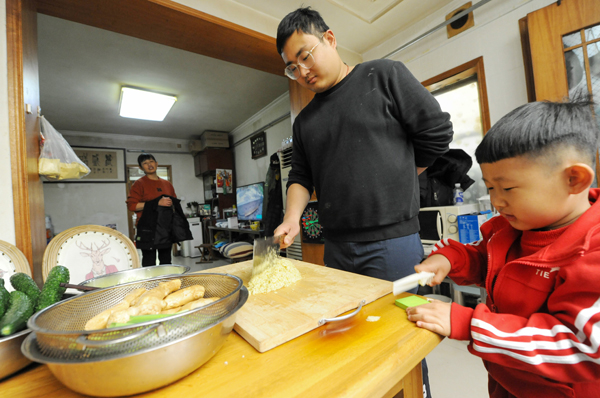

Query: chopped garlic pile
<box><xmin>248</xmin><ymin>248</ymin><xmax>301</xmax><ymax>295</ymax></box>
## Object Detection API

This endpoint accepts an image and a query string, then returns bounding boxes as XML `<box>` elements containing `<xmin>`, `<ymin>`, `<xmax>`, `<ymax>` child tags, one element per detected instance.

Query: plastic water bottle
<box><xmin>453</xmin><ymin>183</ymin><xmax>464</xmax><ymax>205</ymax></box>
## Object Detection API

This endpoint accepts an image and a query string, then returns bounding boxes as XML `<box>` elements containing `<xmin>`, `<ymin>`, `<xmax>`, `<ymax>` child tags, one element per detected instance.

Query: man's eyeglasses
<box><xmin>284</xmin><ymin>34</ymin><xmax>325</xmax><ymax>80</ymax></box>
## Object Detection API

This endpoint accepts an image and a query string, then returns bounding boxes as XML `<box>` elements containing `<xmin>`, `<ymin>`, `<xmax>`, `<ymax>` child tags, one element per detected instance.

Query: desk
<box><xmin>208</xmin><ymin>225</ymin><xmax>263</xmax><ymax>246</ymax></box>
<box><xmin>0</xmin><ymin>292</ymin><xmax>442</xmax><ymax>398</ymax></box>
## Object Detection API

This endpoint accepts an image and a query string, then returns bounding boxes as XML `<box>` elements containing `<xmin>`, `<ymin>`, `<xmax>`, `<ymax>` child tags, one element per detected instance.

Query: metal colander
<box><xmin>27</xmin><ymin>273</ymin><xmax>243</xmax><ymax>360</ymax></box>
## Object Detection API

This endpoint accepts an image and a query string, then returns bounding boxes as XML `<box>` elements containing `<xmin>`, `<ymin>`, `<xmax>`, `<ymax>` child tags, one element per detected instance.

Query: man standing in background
<box><xmin>126</xmin><ymin>153</ymin><xmax>176</xmax><ymax>266</ymax></box>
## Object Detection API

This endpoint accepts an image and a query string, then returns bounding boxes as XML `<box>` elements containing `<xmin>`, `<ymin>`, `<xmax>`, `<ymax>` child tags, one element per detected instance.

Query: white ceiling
<box><xmin>37</xmin><ymin>0</ymin><xmax>459</xmax><ymax>141</ymax></box>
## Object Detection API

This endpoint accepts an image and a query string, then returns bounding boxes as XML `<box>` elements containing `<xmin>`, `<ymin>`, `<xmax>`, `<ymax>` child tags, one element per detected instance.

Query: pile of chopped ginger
<box><xmin>248</xmin><ymin>248</ymin><xmax>301</xmax><ymax>295</ymax></box>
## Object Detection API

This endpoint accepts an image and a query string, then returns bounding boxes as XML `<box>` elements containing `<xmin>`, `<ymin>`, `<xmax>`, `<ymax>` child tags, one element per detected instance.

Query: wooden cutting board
<box><xmin>200</xmin><ymin>259</ymin><xmax>392</xmax><ymax>352</ymax></box>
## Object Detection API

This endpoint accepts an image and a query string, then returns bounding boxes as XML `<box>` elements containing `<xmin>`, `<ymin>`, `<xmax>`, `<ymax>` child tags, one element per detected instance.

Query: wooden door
<box><xmin>527</xmin><ymin>0</ymin><xmax>600</xmax><ymax>102</ymax></box>
<box><xmin>525</xmin><ymin>0</ymin><xmax>600</xmax><ymax>176</ymax></box>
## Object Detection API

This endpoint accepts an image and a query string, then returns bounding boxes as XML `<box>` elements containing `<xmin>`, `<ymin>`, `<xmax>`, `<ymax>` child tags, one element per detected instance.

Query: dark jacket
<box><xmin>419</xmin><ymin>149</ymin><xmax>475</xmax><ymax>207</ymax></box>
<box><xmin>136</xmin><ymin>195</ymin><xmax>193</xmax><ymax>250</ymax></box>
<box><xmin>263</xmin><ymin>153</ymin><xmax>283</xmax><ymax>237</ymax></box>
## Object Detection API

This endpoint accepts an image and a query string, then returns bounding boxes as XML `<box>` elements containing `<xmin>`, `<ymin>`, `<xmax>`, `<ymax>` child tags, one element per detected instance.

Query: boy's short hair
<box><xmin>276</xmin><ymin>7</ymin><xmax>329</xmax><ymax>55</ymax></box>
<box><xmin>137</xmin><ymin>153</ymin><xmax>156</xmax><ymax>168</ymax></box>
<box><xmin>475</xmin><ymin>99</ymin><xmax>599</xmax><ymax>166</ymax></box>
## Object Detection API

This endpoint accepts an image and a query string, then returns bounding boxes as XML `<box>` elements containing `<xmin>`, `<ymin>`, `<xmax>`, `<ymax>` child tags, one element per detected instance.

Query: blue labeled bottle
<box><xmin>453</xmin><ymin>183</ymin><xmax>464</xmax><ymax>205</ymax></box>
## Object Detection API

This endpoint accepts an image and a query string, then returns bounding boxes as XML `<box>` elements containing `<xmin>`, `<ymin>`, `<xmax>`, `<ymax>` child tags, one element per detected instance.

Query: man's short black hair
<box><xmin>475</xmin><ymin>98</ymin><xmax>599</xmax><ymax>166</ymax></box>
<box><xmin>276</xmin><ymin>7</ymin><xmax>329</xmax><ymax>55</ymax></box>
<box><xmin>137</xmin><ymin>153</ymin><xmax>156</xmax><ymax>167</ymax></box>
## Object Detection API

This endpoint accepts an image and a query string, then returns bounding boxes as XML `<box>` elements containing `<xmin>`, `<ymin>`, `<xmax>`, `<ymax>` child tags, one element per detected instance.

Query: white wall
<box><xmin>43</xmin><ymin>131</ymin><xmax>201</xmax><ymax>236</ymax></box>
<box><xmin>230</xmin><ymin>92</ymin><xmax>292</xmax><ymax>188</ymax></box>
<box><xmin>364</xmin><ymin>0</ymin><xmax>556</xmax><ymax>125</ymax></box>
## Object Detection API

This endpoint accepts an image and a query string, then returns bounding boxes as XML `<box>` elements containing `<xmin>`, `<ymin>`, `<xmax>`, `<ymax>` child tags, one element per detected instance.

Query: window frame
<box><xmin>421</xmin><ymin>56</ymin><xmax>491</xmax><ymax>135</ymax></box>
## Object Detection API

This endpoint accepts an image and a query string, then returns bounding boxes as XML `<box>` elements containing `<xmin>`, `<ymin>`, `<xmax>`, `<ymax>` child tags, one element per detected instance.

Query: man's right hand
<box><xmin>274</xmin><ymin>220</ymin><xmax>300</xmax><ymax>249</ymax></box>
<box><xmin>158</xmin><ymin>196</ymin><xmax>173</xmax><ymax>207</ymax></box>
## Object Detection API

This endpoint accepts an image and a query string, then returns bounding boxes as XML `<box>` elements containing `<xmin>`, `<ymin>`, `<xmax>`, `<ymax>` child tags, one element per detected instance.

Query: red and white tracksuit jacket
<box><xmin>430</xmin><ymin>188</ymin><xmax>600</xmax><ymax>398</ymax></box>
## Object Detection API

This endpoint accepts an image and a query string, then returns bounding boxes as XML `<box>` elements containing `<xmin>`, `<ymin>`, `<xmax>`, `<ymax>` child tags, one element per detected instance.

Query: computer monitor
<box><xmin>236</xmin><ymin>182</ymin><xmax>264</xmax><ymax>222</ymax></box>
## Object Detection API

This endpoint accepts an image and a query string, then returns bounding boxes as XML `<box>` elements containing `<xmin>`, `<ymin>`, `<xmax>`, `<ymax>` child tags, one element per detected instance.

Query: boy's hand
<box><xmin>415</xmin><ymin>254</ymin><xmax>451</xmax><ymax>286</ymax></box>
<box><xmin>406</xmin><ymin>300</ymin><xmax>452</xmax><ymax>337</ymax></box>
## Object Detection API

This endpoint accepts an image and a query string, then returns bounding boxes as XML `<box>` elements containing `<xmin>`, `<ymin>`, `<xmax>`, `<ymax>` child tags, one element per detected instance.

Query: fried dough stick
<box><xmin>84</xmin><ymin>288</ymin><xmax>146</xmax><ymax>330</ymax></box>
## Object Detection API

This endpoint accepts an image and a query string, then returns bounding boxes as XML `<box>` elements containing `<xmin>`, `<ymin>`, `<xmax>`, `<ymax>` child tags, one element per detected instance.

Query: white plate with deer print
<box><xmin>55</xmin><ymin>232</ymin><xmax>136</xmax><ymax>294</ymax></box>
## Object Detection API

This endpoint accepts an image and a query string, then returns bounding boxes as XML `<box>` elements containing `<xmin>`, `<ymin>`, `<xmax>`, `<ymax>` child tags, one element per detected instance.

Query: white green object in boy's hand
<box><xmin>392</xmin><ymin>272</ymin><xmax>435</xmax><ymax>296</ymax></box>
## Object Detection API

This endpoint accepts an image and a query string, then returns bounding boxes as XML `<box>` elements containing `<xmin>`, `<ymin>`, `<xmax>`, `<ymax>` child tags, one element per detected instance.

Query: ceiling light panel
<box><xmin>119</xmin><ymin>87</ymin><xmax>177</xmax><ymax>121</ymax></box>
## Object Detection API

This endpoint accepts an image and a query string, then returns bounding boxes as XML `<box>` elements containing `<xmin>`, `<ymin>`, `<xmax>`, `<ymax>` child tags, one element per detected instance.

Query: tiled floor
<box><xmin>171</xmin><ymin>255</ymin><xmax>490</xmax><ymax>398</ymax></box>
<box><xmin>426</xmin><ymin>338</ymin><xmax>489</xmax><ymax>398</ymax></box>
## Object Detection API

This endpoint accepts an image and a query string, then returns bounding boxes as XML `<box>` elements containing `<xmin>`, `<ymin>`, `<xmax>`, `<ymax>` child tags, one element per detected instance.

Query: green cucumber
<box><xmin>36</xmin><ymin>265</ymin><xmax>70</xmax><ymax>312</ymax></box>
<box><xmin>0</xmin><ymin>278</ymin><xmax>10</xmax><ymax>319</ymax></box>
<box><xmin>10</xmin><ymin>273</ymin><xmax>41</xmax><ymax>306</ymax></box>
<box><xmin>0</xmin><ymin>290</ymin><xmax>34</xmax><ymax>336</ymax></box>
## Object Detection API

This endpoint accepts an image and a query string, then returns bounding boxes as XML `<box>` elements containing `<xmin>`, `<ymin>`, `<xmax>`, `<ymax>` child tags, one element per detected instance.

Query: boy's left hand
<box><xmin>406</xmin><ymin>300</ymin><xmax>452</xmax><ymax>337</ymax></box>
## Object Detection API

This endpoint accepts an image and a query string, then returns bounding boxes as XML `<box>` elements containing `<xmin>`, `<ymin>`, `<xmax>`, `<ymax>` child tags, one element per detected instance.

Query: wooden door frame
<box><xmin>7</xmin><ymin>0</ymin><xmax>283</xmax><ymax>278</ymax></box>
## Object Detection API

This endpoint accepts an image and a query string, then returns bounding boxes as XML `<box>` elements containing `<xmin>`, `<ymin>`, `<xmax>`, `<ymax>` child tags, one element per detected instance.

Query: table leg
<box><xmin>383</xmin><ymin>362</ymin><xmax>423</xmax><ymax>398</ymax></box>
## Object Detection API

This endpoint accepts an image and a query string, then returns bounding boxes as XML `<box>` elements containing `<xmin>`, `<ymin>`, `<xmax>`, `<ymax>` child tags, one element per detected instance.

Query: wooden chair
<box><xmin>42</xmin><ymin>225</ymin><xmax>140</xmax><ymax>285</ymax></box>
<box><xmin>196</xmin><ymin>218</ymin><xmax>215</xmax><ymax>264</ymax></box>
<box><xmin>0</xmin><ymin>240</ymin><xmax>32</xmax><ymax>291</ymax></box>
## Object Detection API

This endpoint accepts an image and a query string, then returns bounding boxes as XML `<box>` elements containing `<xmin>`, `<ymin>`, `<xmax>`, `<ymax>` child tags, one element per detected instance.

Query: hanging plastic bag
<box><xmin>38</xmin><ymin>116</ymin><xmax>90</xmax><ymax>180</ymax></box>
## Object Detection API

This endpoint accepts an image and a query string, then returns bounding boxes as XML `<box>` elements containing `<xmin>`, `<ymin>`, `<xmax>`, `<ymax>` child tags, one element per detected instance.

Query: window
<box><xmin>563</xmin><ymin>24</ymin><xmax>600</xmax><ymax>121</ymax></box>
<box><xmin>423</xmin><ymin>57</ymin><xmax>491</xmax><ymax>204</ymax></box>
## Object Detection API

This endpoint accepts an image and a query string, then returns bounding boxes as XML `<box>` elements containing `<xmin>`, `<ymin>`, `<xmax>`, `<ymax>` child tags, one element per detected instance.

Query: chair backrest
<box><xmin>0</xmin><ymin>240</ymin><xmax>32</xmax><ymax>292</ymax></box>
<box><xmin>43</xmin><ymin>225</ymin><xmax>140</xmax><ymax>284</ymax></box>
<box><xmin>202</xmin><ymin>217</ymin><xmax>216</xmax><ymax>245</ymax></box>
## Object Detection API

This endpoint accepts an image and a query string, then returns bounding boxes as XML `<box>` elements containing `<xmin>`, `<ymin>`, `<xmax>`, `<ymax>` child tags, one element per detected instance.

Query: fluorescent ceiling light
<box><xmin>119</xmin><ymin>87</ymin><xmax>177</xmax><ymax>121</ymax></box>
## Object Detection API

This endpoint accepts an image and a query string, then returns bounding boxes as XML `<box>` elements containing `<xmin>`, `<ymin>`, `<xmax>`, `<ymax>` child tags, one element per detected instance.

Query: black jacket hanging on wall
<box><xmin>135</xmin><ymin>195</ymin><xmax>193</xmax><ymax>250</ymax></box>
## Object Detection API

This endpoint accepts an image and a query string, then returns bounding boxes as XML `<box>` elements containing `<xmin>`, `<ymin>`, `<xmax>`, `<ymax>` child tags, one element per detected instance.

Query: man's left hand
<box><xmin>406</xmin><ymin>300</ymin><xmax>452</xmax><ymax>337</ymax></box>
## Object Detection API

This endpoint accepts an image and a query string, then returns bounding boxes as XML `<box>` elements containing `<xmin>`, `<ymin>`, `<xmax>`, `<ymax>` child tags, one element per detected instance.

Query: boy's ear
<box><xmin>566</xmin><ymin>163</ymin><xmax>595</xmax><ymax>194</ymax></box>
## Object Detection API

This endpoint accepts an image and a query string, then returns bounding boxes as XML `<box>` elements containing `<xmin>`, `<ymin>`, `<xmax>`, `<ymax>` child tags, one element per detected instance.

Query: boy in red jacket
<box><xmin>407</xmin><ymin>99</ymin><xmax>600</xmax><ymax>398</ymax></box>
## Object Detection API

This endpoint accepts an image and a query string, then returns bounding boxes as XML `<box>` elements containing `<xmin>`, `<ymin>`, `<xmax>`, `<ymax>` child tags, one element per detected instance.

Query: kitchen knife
<box><xmin>392</xmin><ymin>272</ymin><xmax>435</xmax><ymax>296</ymax></box>
<box><xmin>252</xmin><ymin>235</ymin><xmax>282</xmax><ymax>277</ymax></box>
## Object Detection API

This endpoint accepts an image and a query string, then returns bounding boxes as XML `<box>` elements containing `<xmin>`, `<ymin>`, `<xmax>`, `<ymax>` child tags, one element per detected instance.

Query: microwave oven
<box><xmin>418</xmin><ymin>203</ymin><xmax>480</xmax><ymax>244</ymax></box>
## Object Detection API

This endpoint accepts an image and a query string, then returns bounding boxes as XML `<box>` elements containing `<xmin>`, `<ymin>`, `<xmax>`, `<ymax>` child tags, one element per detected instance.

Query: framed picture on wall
<box><xmin>64</xmin><ymin>147</ymin><xmax>127</xmax><ymax>183</ymax></box>
<box><xmin>250</xmin><ymin>131</ymin><xmax>267</xmax><ymax>159</ymax></box>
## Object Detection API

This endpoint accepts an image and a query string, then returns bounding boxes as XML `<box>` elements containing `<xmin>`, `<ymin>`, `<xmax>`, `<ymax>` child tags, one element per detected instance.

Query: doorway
<box><xmin>7</xmin><ymin>0</ymin><xmax>283</xmax><ymax>278</ymax></box>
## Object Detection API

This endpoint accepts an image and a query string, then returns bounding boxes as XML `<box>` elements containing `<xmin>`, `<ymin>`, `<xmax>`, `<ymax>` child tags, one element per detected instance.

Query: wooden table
<box><xmin>0</xmin><ymin>293</ymin><xmax>442</xmax><ymax>398</ymax></box>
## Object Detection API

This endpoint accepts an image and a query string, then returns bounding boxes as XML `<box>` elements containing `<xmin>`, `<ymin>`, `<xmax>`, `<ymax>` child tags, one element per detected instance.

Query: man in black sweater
<box><xmin>274</xmin><ymin>8</ymin><xmax>453</xmax><ymax>397</ymax></box>
<box><xmin>275</xmin><ymin>7</ymin><xmax>453</xmax><ymax>280</ymax></box>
